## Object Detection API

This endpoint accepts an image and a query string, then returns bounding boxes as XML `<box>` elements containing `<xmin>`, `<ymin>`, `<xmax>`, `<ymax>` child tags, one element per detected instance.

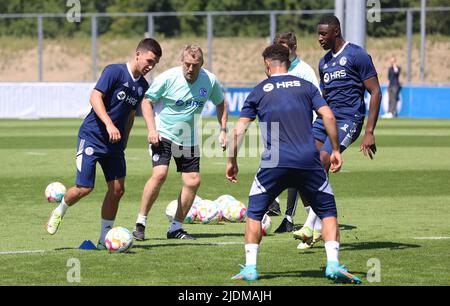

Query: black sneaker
<box><xmin>266</xmin><ymin>199</ymin><xmax>281</xmax><ymax>216</ymax></box>
<box><xmin>274</xmin><ymin>218</ymin><xmax>295</xmax><ymax>233</ymax></box>
<box><xmin>167</xmin><ymin>228</ymin><xmax>196</xmax><ymax>240</ymax></box>
<box><xmin>133</xmin><ymin>223</ymin><xmax>146</xmax><ymax>241</ymax></box>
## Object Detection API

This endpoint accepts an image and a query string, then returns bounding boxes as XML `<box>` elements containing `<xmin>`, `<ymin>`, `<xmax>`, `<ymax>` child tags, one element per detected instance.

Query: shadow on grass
<box><xmin>340</xmin><ymin>241</ymin><xmax>420</xmax><ymax>251</ymax></box>
<box><xmin>260</xmin><ymin>268</ymin><xmax>367</xmax><ymax>281</ymax></box>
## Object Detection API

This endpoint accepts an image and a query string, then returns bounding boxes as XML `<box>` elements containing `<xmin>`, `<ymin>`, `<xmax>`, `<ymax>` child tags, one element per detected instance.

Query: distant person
<box><xmin>293</xmin><ymin>15</ymin><xmax>382</xmax><ymax>250</ymax></box>
<box><xmin>272</xmin><ymin>32</ymin><xmax>322</xmax><ymax>233</ymax></box>
<box><xmin>45</xmin><ymin>38</ymin><xmax>162</xmax><ymax>250</ymax></box>
<box><xmin>227</xmin><ymin>44</ymin><xmax>361</xmax><ymax>284</ymax></box>
<box><xmin>132</xmin><ymin>45</ymin><xmax>228</xmax><ymax>241</ymax></box>
<box><xmin>385</xmin><ymin>56</ymin><xmax>401</xmax><ymax>118</ymax></box>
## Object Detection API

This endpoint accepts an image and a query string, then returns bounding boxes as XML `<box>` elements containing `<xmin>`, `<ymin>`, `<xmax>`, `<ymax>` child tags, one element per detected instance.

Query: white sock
<box><xmin>54</xmin><ymin>197</ymin><xmax>69</xmax><ymax>217</ymax></box>
<box><xmin>303</xmin><ymin>207</ymin><xmax>318</xmax><ymax>229</ymax></box>
<box><xmin>285</xmin><ymin>215</ymin><xmax>293</xmax><ymax>223</ymax></box>
<box><xmin>245</xmin><ymin>244</ymin><xmax>259</xmax><ymax>266</ymax></box>
<box><xmin>324</xmin><ymin>241</ymin><xmax>340</xmax><ymax>263</ymax></box>
<box><xmin>99</xmin><ymin>219</ymin><xmax>115</xmax><ymax>243</ymax></box>
<box><xmin>169</xmin><ymin>220</ymin><xmax>182</xmax><ymax>233</ymax></box>
<box><xmin>136</xmin><ymin>214</ymin><xmax>147</xmax><ymax>227</ymax></box>
<box><xmin>314</xmin><ymin>218</ymin><xmax>322</xmax><ymax>232</ymax></box>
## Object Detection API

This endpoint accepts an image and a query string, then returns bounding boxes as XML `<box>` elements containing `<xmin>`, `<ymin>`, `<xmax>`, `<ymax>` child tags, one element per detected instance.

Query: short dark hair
<box><xmin>262</xmin><ymin>44</ymin><xmax>290</xmax><ymax>66</ymax></box>
<box><xmin>318</xmin><ymin>15</ymin><xmax>341</xmax><ymax>28</ymax></box>
<box><xmin>136</xmin><ymin>38</ymin><xmax>162</xmax><ymax>58</ymax></box>
<box><xmin>273</xmin><ymin>32</ymin><xmax>297</xmax><ymax>50</ymax></box>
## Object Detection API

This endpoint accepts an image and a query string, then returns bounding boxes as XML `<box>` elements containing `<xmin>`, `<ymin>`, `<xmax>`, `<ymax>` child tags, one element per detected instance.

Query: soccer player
<box><xmin>45</xmin><ymin>38</ymin><xmax>162</xmax><ymax>249</ymax></box>
<box><xmin>293</xmin><ymin>15</ymin><xmax>381</xmax><ymax>249</ymax></box>
<box><xmin>227</xmin><ymin>44</ymin><xmax>361</xmax><ymax>284</ymax></box>
<box><xmin>272</xmin><ymin>32</ymin><xmax>322</xmax><ymax>234</ymax></box>
<box><xmin>132</xmin><ymin>45</ymin><xmax>227</xmax><ymax>241</ymax></box>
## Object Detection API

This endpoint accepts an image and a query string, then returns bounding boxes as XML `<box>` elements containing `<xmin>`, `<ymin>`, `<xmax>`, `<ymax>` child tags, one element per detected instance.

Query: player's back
<box><xmin>240</xmin><ymin>74</ymin><xmax>327</xmax><ymax>170</ymax></box>
<box><xmin>319</xmin><ymin>42</ymin><xmax>377</xmax><ymax>122</ymax></box>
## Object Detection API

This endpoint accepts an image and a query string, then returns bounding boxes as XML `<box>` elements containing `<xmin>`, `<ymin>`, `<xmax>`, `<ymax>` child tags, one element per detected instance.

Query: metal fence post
<box><xmin>406</xmin><ymin>9</ymin><xmax>413</xmax><ymax>84</ymax></box>
<box><xmin>91</xmin><ymin>15</ymin><xmax>98</xmax><ymax>81</ymax></box>
<box><xmin>38</xmin><ymin>15</ymin><xmax>43</xmax><ymax>81</ymax></box>
<box><xmin>207</xmin><ymin>13</ymin><xmax>213</xmax><ymax>73</ymax></box>
<box><xmin>147</xmin><ymin>14</ymin><xmax>154</xmax><ymax>37</ymax></box>
<box><xmin>270</xmin><ymin>13</ymin><xmax>276</xmax><ymax>43</ymax></box>
<box><xmin>420</xmin><ymin>0</ymin><xmax>426</xmax><ymax>82</ymax></box>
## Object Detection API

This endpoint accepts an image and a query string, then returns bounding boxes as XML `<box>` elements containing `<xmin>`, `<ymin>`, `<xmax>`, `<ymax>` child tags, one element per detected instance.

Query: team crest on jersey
<box><xmin>324</xmin><ymin>63</ymin><xmax>328</xmax><ymax>69</ymax></box>
<box><xmin>138</xmin><ymin>87</ymin><xmax>143</xmax><ymax>96</ymax></box>
<box><xmin>117</xmin><ymin>91</ymin><xmax>126</xmax><ymax>100</ymax></box>
<box><xmin>199</xmin><ymin>88</ymin><xmax>207</xmax><ymax>97</ymax></box>
<box><xmin>339</xmin><ymin>57</ymin><xmax>347</xmax><ymax>66</ymax></box>
<box><xmin>263</xmin><ymin>83</ymin><xmax>274</xmax><ymax>92</ymax></box>
<box><xmin>85</xmin><ymin>147</ymin><xmax>94</xmax><ymax>156</ymax></box>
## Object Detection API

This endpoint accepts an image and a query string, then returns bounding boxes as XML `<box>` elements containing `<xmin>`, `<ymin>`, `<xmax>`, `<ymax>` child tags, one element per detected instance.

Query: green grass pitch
<box><xmin>0</xmin><ymin>118</ymin><xmax>449</xmax><ymax>286</ymax></box>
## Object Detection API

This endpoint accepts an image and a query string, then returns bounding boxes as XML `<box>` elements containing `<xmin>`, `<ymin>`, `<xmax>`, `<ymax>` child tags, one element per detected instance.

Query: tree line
<box><xmin>1</xmin><ymin>0</ymin><xmax>449</xmax><ymax>38</ymax></box>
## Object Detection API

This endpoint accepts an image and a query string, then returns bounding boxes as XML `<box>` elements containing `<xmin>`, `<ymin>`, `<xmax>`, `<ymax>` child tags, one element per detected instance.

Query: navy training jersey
<box><xmin>79</xmin><ymin>63</ymin><xmax>149</xmax><ymax>152</ymax></box>
<box><xmin>319</xmin><ymin>42</ymin><xmax>378</xmax><ymax>123</ymax></box>
<box><xmin>240</xmin><ymin>74</ymin><xmax>327</xmax><ymax>170</ymax></box>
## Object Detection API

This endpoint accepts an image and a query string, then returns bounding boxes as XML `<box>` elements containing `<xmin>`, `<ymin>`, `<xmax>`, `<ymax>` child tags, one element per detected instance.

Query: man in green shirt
<box><xmin>133</xmin><ymin>45</ymin><xmax>228</xmax><ymax>240</ymax></box>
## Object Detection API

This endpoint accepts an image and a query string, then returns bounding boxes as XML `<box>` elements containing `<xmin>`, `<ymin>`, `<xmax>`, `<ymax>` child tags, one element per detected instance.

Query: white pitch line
<box><xmin>413</xmin><ymin>237</ymin><xmax>450</xmax><ymax>240</ymax></box>
<box><xmin>0</xmin><ymin>250</ymin><xmax>45</xmax><ymax>255</ymax></box>
<box><xmin>207</xmin><ymin>242</ymin><xmax>244</xmax><ymax>246</ymax></box>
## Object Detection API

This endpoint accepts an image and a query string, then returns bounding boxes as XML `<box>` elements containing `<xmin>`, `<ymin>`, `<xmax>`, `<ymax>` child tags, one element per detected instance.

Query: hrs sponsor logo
<box><xmin>117</xmin><ymin>91</ymin><xmax>139</xmax><ymax>106</ymax></box>
<box><xmin>323</xmin><ymin>70</ymin><xmax>347</xmax><ymax>84</ymax></box>
<box><xmin>175</xmin><ymin>99</ymin><xmax>205</xmax><ymax>108</ymax></box>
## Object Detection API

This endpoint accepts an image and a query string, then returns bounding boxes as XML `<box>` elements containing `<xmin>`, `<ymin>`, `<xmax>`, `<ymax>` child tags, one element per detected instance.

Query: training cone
<box><xmin>79</xmin><ymin>240</ymin><xmax>97</xmax><ymax>250</ymax></box>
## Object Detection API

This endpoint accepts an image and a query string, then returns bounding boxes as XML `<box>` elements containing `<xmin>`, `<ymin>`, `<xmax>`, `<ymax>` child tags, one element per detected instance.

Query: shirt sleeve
<box><xmin>310</xmin><ymin>85</ymin><xmax>328</xmax><ymax>112</ymax></box>
<box><xmin>209</xmin><ymin>77</ymin><xmax>225</xmax><ymax>105</ymax></box>
<box><xmin>239</xmin><ymin>89</ymin><xmax>258</xmax><ymax>120</ymax></box>
<box><xmin>145</xmin><ymin>73</ymin><xmax>168</xmax><ymax>103</ymax></box>
<box><xmin>94</xmin><ymin>65</ymin><xmax>120</xmax><ymax>94</ymax></box>
<box><xmin>354</xmin><ymin>50</ymin><xmax>378</xmax><ymax>82</ymax></box>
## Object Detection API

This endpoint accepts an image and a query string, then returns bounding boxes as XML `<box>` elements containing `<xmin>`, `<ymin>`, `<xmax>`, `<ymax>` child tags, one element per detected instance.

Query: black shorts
<box><xmin>149</xmin><ymin>138</ymin><xmax>200</xmax><ymax>173</ymax></box>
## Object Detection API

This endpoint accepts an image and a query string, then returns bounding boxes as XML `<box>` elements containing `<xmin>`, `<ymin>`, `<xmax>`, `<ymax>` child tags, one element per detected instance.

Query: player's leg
<box><xmin>167</xmin><ymin>144</ymin><xmax>200</xmax><ymax>239</ymax></box>
<box><xmin>96</xmin><ymin>153</ymin><xmax>127</xmax><ymax>248</ymax></box>
<box><xmin>274</xmin><ymin>189</ymin><xmax>297</xmax><ymax>233</ymax></box>
<box><xmin>97</xmin><ymin>177</ymin><xmax>125</xmax><ymax>248</ymax></box>
<box><xmin>134</xmin><ymin>139</ymin><xmax>172</xmax><ymax>240</ymax></box>
<box><xmin>297</xmin><ymin>170</ymin><xmax>361</xmax><ymax>284</ymax></box>
<box><xmin>231</xmin><ymin>168</ymin><xmax>287</xmax><ymax>281</ymax></box>
<box><xmin>293</xmin><ymin>121</ymin><xmax>326</xmax><ymax>245</ymax></box>
<box><xmin>46</xmin><ymin>138</ymin><xmax>97</xmax><ymax>235</ymax></box>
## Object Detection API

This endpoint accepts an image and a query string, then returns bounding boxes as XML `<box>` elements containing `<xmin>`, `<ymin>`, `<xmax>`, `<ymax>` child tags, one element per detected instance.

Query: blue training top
<box><xmin>240</xmin><ymin>74</ymin><xmax>327</xmax><ymax>170</ymax></box>
<box><xmin>79</xmin><ymin>63</ymin><xmax>149</xmax><ymax>152</ymax></box>
<box><xmin>319</xmin><ymin>42</ymin><xmax>378</xmax><ymax>123</ymax></box>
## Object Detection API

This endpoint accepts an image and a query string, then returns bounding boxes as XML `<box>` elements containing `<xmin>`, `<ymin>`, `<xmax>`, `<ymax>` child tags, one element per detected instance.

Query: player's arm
<box><xmin>317</xmin><ymin>105</ymin><xmax>342</xmax><ymax>173</ymax></box>
<box><xmin>360</xmin><ymin>76</ymin><xmax>381</xmax><ymax>159</ymax></box>
<box><xmin>123</xmin><ymin>110</ymin><xmax>136</xmax><ymax>150</ymax></box>
<box><xmin>140</xmin><ymin>97</ymin><xmax>161</xmax><ymax>147</ymax></box>
<box><xmin>90</xmin><ymin>89</ymin><xmax>121</xmax><ymax>143</ymax></box>
<box><xmin>216</xmin><ymin>100</ymin><xmax>228</xmax><ymax>151</ymax></box>
<box><xmin>226</xmin><ymin>117</ymin><xmax>253</xmax><ymax>182</ymax></box>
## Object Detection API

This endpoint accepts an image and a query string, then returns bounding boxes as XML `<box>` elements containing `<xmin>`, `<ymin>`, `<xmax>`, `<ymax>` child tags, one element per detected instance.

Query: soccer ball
<box><xmin>196</xmin><ymin>200</ymin><xmax>221</xmax><ymax>224</ymax></box>
<box><xmin>104</xmin><ymin>227</ymin><xmax>133</xmax><ymax>253</ymax></box>
<box><xmin>261</xmin><ymin>213</ymin><xmax>272</xmax><ymax>236</ymax></box>
<box><xmin>165</xmin><ymin>200</ymin><xmax>198</xmax><ymax>223</ymax></box>
<box><xmin>222</xmin><ymin>201</ymin><xmax>247</xmax><ymax>222</ymax></box>
<box><xmin>45</xmin><ymin>182</ymin><xmax>67</xmax><ymax>203</ymax></box>
<box><xmin>215</xmin><ymin>194</ymin><xmax>236</xmax><ymax>211</ymax></box>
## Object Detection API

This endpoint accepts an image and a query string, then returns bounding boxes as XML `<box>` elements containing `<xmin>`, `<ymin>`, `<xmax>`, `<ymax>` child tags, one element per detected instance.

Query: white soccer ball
<box><xmin>222</xmin><ymin>201</ymin><xmax>247</xmax><ymax>222</ymax></box>
<box><xmin>165</xmin><ymin>199</ymin><xmax>198</xmax><ymax>223</ymax></box>
<box><xmin>261</xmin><ymin>213</ymin><xmax>272</xmax><ymax>236</ymax></box>
<box><xmin>104</xmin><ymin>227</ymin><xmax>133</xmax><ymax>253</ymax></box>
<box><xmin>215</xmin><ymin>194</ymin><xmax>236</xmax><ymax>211</ymax></box>
<box><xmin>45</xmin><ymin>182</ymin><xmax>67</xmax><ymax>203</ymax></box>
<box><xmin>196</xmin><ymin>200</ymin><xmax>222</xmax><ymax>224</ymax></box>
